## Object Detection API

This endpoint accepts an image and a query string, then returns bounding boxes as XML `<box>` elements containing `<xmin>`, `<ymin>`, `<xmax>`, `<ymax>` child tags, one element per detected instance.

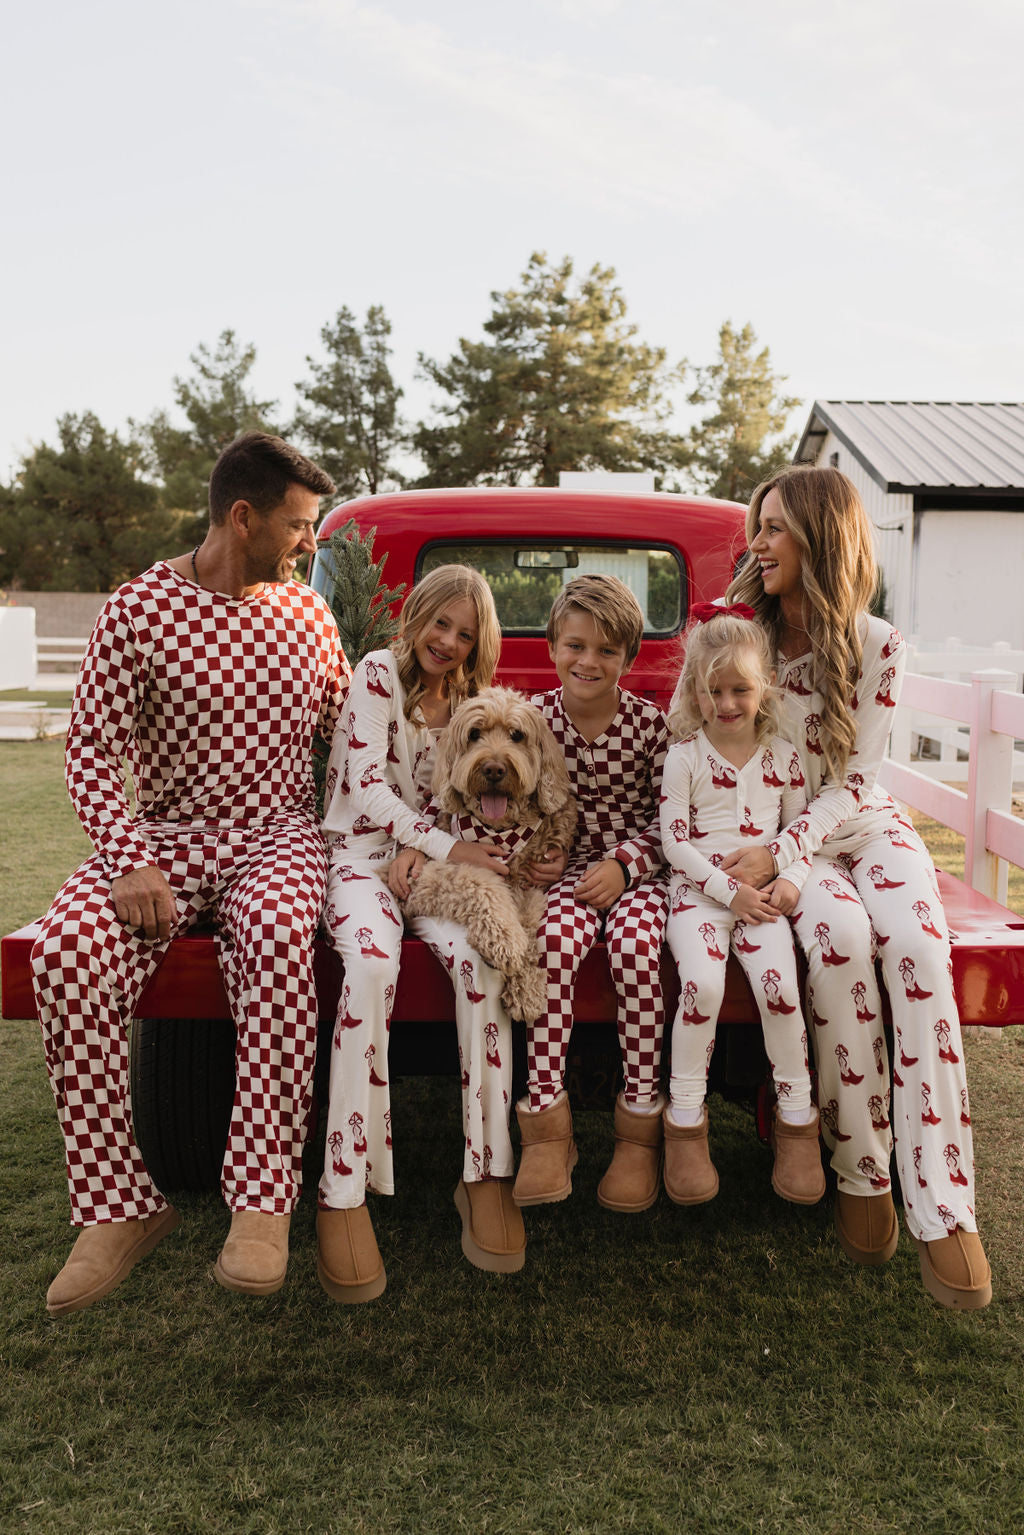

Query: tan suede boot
<box><xmin>513</xmin><ymin>1091</ymin><xmax>578</xmax><ymax>1206</ymax></box>
<box><xmin>317</xmin><ymin>1205</ymin><xmax>386</xmax><ymax>1304</ymax></box>
<box><xmin>771</xmin><ymin>1109</ymin><xmax>826</xmax><ymax>1205</ymax></box>
<box><xmin>214</xmin><ymin>1211</ymin><xmax>291</xmax><ymax>1295</ymax></box>
<box><xmin>663</xmin><ymin>1106</ymin><xmax>719</xmax><ymax>1206</ymax></box>
<box><xmin>454</xmin><ymin>1179</ymin><xmax>526</xmax><ymax>1273</ymax></box>
<box><xmin>596</xmin><ymin>1094</ymin><xmax>664</xmax><ymax>1212</ymax></box>
<box><xmin>834</xmin><ymin>1190</ymin><xmax>899</xmax><ymax>1265</ymax></box>
<box><xmin>46</xmin><ymin>1206</ymin><xmax>180</xmax><ymax>1317</ymax></box>
<box><xmin>914</xmin><ymin>1229</ymin><xmax>992</xmax><ymax>1310</ymax></box>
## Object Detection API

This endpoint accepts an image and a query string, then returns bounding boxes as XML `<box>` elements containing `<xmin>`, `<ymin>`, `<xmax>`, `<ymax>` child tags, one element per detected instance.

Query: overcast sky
<box><xmin>3</xmin><ymin>0</ymin><xmax>1021</xmax><ymax>478</ymax></box>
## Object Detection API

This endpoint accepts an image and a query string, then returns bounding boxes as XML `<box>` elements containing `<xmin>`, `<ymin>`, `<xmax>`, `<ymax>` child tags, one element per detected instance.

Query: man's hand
<box><xmin>720</xmin><ymin>845</ymin><xmax>775</xmax><ymax>889</ymax></box>
<box><xmin>526</xmin><ymin>846</ymin><xmax>568</xmax><ymax>888</ymax></box>
<box><xmin>388</xmin><ymin>848</ymin><xmax>425</xmax><ymax>900</ymax></box>
<box><xmin>574</xmin><ymin>858</ymin><xmax>627</xmax><ymax>910</ymax></box>
<box><xmin>729</xmin><ymin>882</ymin><xmax>779</xmax><ymax>924</ymax></box>
<box><xmin>767</xmin><ymin>877</ymin><xmax>800</xmax><ymax>916</ymax></box>
<box><xmin>448</xmin><ymin>840</ymin><xmax>509</xmax><ymax>877</ymax></box>
<box><xmin>111</xmin><ymin>866</ymin><xmax>177</xmax><ymax>942</ymax></box>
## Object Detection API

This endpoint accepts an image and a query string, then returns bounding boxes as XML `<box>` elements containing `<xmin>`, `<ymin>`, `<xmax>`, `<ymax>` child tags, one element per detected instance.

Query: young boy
<box><xmin>515</xmin><ymin>574</ymin><xmax>671</xmax><ymax>1211</ymax></box>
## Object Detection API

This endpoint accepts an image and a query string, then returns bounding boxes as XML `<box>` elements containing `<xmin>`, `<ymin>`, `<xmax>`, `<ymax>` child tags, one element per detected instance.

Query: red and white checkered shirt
<box><xmin>66</xmin><ymin>562</ymin><xmax>349</xmax><ymax>877</ymax></box>
<box><xmin>531</xmin><ymin>687</ymin><xmax>670</xmax><ymax>882</ymax></box>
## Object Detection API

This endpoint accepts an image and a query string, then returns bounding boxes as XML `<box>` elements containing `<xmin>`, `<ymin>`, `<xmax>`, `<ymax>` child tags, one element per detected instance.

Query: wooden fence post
<box><xmin>965</xmin><ymin>669</ymin><xmax>1016</xmax><ymax>903</ymax></box>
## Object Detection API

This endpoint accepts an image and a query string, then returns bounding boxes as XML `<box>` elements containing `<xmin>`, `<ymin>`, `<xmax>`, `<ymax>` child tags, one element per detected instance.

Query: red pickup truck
<box><xmin>4</xmin><ymin>486</ymin><xmax>1023</xmax><ymax>1191</ymax></box>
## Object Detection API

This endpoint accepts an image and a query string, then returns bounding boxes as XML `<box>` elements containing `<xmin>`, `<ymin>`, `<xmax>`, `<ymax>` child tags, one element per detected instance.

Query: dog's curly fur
<box><xmin>395</xmin><ymin>687</ymin><xmax>577</xmax><ymax>1021</ymax></box>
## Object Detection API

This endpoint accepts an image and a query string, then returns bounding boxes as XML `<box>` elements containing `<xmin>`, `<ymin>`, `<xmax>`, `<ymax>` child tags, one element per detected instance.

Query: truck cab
<box><xmin>309</xmin><ymin>486</ymin><xmax>748</xmax><ymax>709</ymax></box>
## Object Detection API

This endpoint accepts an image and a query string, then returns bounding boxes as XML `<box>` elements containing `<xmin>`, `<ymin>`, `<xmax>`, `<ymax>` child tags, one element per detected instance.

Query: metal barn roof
<box><xmin>794</xmin><ymin>401</ymin><xmax>1024</xmax><ymax>493</ymax></box>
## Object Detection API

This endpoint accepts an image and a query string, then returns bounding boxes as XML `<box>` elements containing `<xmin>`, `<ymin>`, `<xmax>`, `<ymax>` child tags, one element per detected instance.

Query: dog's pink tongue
<box><xmin>480</xmin><ymin>793</ymin><xmax>508</xmax><ymax>823</ymax></box>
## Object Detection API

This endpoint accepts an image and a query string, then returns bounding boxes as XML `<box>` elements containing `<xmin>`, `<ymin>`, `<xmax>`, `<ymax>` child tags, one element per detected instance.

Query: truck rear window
<box><xmin>418</xmin><ymin>543</ymin><xmax>685</xmax><ymax>636</ymax></box>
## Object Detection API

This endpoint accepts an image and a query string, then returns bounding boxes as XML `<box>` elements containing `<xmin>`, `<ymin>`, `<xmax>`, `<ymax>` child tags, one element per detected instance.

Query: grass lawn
<box><xmin>3</xmin><ymin>742</ymin><xmax>1024</xmax><ymax>1534</ymax></box>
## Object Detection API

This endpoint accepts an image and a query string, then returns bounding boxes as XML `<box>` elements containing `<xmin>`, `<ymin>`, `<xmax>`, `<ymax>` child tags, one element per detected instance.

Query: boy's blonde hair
<box><xmin>668</xmin><ymin>611</ymin><xmax>782</xmax><ymax>744</ymax></box>
<box><xmin>392</xmin><ymin>564</ymin><xmax>500</xmax><ymax>724</ymax></box>
<box><xmin>546</xmin><ymin>573</ymin><xmax>644</xmax><ymax>666</ymax></box>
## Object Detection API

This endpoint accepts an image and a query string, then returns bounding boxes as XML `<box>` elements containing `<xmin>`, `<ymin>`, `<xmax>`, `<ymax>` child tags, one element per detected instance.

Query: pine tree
<box><xmin>312</xmin><ymin>520</ymin><xmax>406</xmax><ymax>811</ymax></box>
<box><xmin>414</xmin><ymin>253</ymin><xmax>690</xmax><ymax>488</ymax></box>
<box><xmin>685</xmin><ymin>321</ymin><xmax>800</xmax><ymax>502</ymax></box>
<box><xmin>292</xmin><ymin>306</ymin><xmax>406</xmax><ymax>498</ymax></box>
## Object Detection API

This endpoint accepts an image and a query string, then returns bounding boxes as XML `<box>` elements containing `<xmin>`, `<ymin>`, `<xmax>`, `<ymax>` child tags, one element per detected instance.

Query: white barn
<box><xmin>794</xmin><ymin>401</ymin><xmax>1024</xmax><ymax>649</ymax></box>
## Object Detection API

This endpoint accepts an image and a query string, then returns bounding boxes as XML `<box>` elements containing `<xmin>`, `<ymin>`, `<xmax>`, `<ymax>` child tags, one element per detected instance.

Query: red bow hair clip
<box><xmin>689</xmin><ymin>601</ymin><xmax>757</xmax><ymax>624</ymax></box>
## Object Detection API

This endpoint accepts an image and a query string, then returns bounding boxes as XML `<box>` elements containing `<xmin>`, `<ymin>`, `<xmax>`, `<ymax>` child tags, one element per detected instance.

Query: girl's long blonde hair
<box><xmin>727</xmin><ymin>465</ymin><xmax>877</xmax><ymax>781</ymax></box>
<box><xmin>392</xmin><ymin>564</ymin><xmax>500</xmax><ymax>724</ymax></box>
<box><xmin>669</xmin><ymin>612</ymin><xmax>782</xmax><ymax>745</ymax></box>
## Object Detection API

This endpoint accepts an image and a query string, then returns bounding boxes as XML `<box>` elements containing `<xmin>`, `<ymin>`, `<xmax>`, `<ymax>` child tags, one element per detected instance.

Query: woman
<box><xmin>318</xmin><ymin>565</ymin><xmax>524</xmax><ymax>1302</ymax></box>
<box><xmin>722</xmin><ymin>465</ymin><xmax>990</xmax><ymax>1310</ymax></box>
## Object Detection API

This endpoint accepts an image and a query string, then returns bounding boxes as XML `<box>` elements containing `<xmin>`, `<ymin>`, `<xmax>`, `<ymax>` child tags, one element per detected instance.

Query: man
<box><xmin>31</xmin><ymin>432</ymin><xmax>350</xmax><ymax>1314</ymax></box>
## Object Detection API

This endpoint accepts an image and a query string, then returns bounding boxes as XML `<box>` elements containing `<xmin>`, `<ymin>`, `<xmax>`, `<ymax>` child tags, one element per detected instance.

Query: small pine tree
<box><xmin>321</xmin><ymin>518</ymin><xmax>406</xmax><ymax>665</ymax></box>
<box><xmin>313</xmin><ymin>519</ymin><xmax>406</xmax><ymax>813</ymax></box>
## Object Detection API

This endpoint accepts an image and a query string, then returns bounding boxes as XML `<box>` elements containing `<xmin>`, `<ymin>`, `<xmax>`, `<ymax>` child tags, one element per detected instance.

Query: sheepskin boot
<box><xmin>317</xmin><ymin>1204</ymin><xmax>386</xmax><ymax>1304</ymax></box>
<box><xmin>914</xmin><ymin>1229</ymin><xmax>992</xmax><ymax>1310</ymax></box>
<box><xmin>834</xmin><ymin>1190</ymin><xmax>899</xmax><ymax>1265</ymax></box>
<box><xmin>663</xmin><ymin>1106</ymin><xmax>719</xmax><ymax>1206</ymax></box>
<box><xmin>46</xmin><ymin>1206</ymin><xmax>180</xmax><ymax>1317</ymax></box>
<box><xmin>214</xmin><ymin>1210</ymin><xmax>291</xmax><ymax>1295</ymax></box>
<box><xmin>513</xmin><ymin>1091</ymin><xmax>578</xmax><ymax>1206</ymax></box>
<box><xmin>454</xmin><ymin>1179</ymin><xmax>526</xmax><ymax>1273</ymax></box>
<box><xmin>770</xmin><ymin>1108</ymin><xmax>826</xmax><ymax>1205</ymax></box>
<box><xmin>596</xmin><ymin>1093</ymin><xmax>664</xmax><ymax>1212</ymax></box>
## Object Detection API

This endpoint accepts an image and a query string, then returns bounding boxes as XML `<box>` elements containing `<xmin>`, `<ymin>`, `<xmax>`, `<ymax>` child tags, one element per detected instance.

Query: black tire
<box><xmin>129</xmin><ymin>1017</ymin><xmax>236</xmax><ymax>1192</ymax></box>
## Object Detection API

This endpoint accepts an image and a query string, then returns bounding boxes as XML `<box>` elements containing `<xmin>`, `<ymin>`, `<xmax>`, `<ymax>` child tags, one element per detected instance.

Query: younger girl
<box><xmin>318</xmin><ymin>565</ymin><xmax>524</xmax><ymax>1303</ymax></box>
<box><xmin>661</xmin><ymin>605</ymin><xmax>824</xmax><ymax>1205</ymax></box>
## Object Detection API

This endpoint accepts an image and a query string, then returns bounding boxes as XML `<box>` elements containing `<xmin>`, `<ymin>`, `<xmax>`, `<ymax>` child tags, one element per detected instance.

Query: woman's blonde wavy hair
<box><xmin>392</xmin><ymin>564</ymin><xmax>501</xmax><ymax>725</ymax></box>
<box><xmin>727</xmin><ymin>465</ymin><xmax>877</xmax><ymax>781</ymax></box>
<box><xmin>668</xmin><ymin>612</ymin><xmax>782</xmax><ymax>745</ymax></box>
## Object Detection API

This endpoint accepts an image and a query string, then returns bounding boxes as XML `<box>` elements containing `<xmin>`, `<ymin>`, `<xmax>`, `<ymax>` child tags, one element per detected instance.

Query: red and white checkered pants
<box><xmin>792</xmin><ymin>824</ymin><xmax>977</xmax><ymax>1243</ymax></box>
<box><xmin>31</xmin><ymin>817</ymin><xmax>328</xmax><ymax>1226</ymax></box>
<box><xmin>527</xmin><ymin>872</ymin><xmax>668</xmax><ymax>1110</ymax></box>
<box><xmin>664</xmin><ymin>881</ymin><xmax>812</xmax><ymax>1117</ymax></box>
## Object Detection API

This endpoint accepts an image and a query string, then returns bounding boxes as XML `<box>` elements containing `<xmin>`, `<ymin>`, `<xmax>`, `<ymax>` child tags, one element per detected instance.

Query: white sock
<box><xmin>777</xmin><ymin>1101</ymin><xmax>816</xmax><ymax>1126</ymax></box>
<box><xmin>666</xmin><ymin>1103</ymin><xmax>705</xmax><ymax>1128</ymax></box>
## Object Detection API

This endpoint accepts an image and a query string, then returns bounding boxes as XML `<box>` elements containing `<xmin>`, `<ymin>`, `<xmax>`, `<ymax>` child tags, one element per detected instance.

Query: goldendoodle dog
<box><xmin>396</xmin><ymin>686</ymin><xmax>577</xmax><ymax>1021</ymax></box>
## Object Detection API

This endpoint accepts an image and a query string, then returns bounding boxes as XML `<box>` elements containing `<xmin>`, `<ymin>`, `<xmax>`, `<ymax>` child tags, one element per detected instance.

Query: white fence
<box><xmin>890</xmin><ymin>639</ymin><xmax>1024</xmax><ymax>782</ymax></box>
<box><xmin>880</xmin><ymin>667</ymin><xmax>1024</xmax><ymax>905</ymax></box>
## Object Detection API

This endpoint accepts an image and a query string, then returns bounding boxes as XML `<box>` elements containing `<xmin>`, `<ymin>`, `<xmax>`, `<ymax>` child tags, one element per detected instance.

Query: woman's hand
<box><xmin>768</xmin><ymin>877</ymin><xmax>800</xmax><ymax>916</ymax></box>
<box><xmin>526</xmin><ymin>846</ymin><xmax>568</xmax><ymax>888</ymax></box>
<box><xmin>448</xmin><ymin>840</ymin><xmax>509</xmax><ymax>877</ymax></box>
<box><xmin>388</xmin><ymin>848</ymin><xmax>425</xmax><ymax>899</ymax></box>
<box><xmin>720</xmin><ymin>845</ymin><xmax>776</xmax><ymax>889</ymax></box>
<box><xmin>729</xmin><ymin>883</ymin><xmax>779</xmax><ymax>924</ymax></box>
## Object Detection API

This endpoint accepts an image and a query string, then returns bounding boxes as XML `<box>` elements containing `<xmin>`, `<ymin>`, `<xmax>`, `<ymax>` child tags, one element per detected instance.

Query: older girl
<box><xmin>662</xmin><ymin>605</ymin><xmax>823</xmax><ymax>1207</ymax></box>
<box><xmin>318</xmin><ymin>565</ymin><xmax>524</xmax><ymax>1302</ymax></box>
<box><xmin>723</xmin><ymin>466</ymin><xmax>990</xmax><ymax>1309</ymax></box>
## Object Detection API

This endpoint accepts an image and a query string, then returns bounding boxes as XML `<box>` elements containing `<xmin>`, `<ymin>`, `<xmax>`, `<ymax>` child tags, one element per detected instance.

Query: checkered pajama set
<box><xmin>770</xmin><ymin>616</ymin><xmax>979</xmax><ymax>1244</ymax></box>
<box><xmin>31</xmin><ymin>564</ymin><xmax>348</xmax><ymax>1227</ymax></box>
<box><xmin>527</xmin><ymin>689</ymin><xmax>671</xmax><ymax>1111</ymax></box>
<box><xmin>661</xmin><ymin>733</ymin><xmax>815</xmax><ymax>1118</ymax></box>
<box><xmin>319</xmin><ymin>649</ymin><xmax>515</xmax><ymax>1210</ymax></box>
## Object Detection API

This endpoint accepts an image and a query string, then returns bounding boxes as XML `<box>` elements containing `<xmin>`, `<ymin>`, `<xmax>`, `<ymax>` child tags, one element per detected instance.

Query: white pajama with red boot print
<box><xmin>319</xmin><ymin>649</ymin><xmax>515</xmax><ymax>1209</ymax></box>
<box><xmin>769</xmin><ymin>616</ymin><xmax>978</xmax><ymax>1243</ymax></box>
<box><xmin>527</xmin><ymin>688</ymin><xmax>671</xmax><ymax>1109</ymax></box>
<box><xmin>31</xmin><ymin>564</ymin><xmax>348</xmax><ymax>1225</ymax></box>
<box><xmin>661</xmin><ymin>732</ymin><xmax>814</xmax><ymax>1114</ymax></box>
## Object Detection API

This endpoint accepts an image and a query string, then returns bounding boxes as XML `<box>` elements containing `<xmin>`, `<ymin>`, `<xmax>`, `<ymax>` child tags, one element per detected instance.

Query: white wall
<box><xmin>914</xmin><ymin>510</ymin><xmax>1024</xmax><ymax>648</ymax></box>
<box><xmin>0</xmin><ymin>607</ymin><xmax>37</xmax><ymax>689</ymax></box>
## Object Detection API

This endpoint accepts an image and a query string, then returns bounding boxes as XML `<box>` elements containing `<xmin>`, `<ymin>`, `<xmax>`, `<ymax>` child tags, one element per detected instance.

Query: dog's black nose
<box><xmin>482</xmin><ymin>761</ymin><xmax>506</xmax><ymax>785</ymax></box>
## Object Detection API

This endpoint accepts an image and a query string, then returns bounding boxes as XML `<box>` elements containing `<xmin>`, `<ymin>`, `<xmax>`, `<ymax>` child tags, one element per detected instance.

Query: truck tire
<box><xmin>129</xmin><ymin>1017</ymin><xmax>236</xmax><ymax>1192</ymax></box>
